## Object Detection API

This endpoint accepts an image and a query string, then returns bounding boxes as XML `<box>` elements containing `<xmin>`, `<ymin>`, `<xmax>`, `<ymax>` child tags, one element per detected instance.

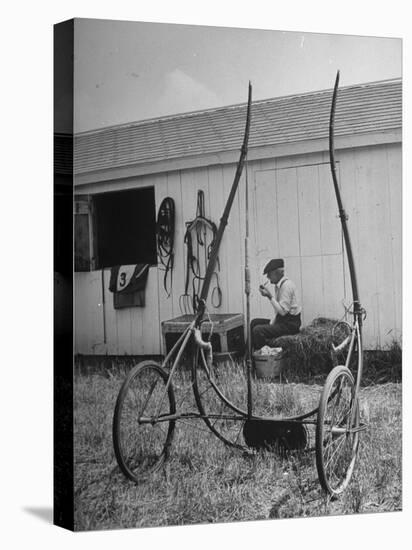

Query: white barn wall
<box><xmin>338</xmin><ymin>143</ymin><xmax>402</xmax><ymax>347</ymax></box>
<box><xmin>74</xmin><ymin>142</ymin><xmax>401</xmax><ymax>355</ymax></box>
<box><xmin>248</xmin><ymin>154</ymin><xmax>346</xmax><ymax>326</ymax></box>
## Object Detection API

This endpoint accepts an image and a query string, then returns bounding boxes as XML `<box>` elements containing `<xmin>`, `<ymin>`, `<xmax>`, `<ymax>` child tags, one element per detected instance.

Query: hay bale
<box><xmin>270</xmin><ymin>317</ymin><xmax>343</xmax><ymax>380</ymax></box>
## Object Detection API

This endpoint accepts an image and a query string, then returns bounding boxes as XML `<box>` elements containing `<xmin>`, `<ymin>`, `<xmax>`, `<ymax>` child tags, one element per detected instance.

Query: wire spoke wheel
<box><xmin>192</xmin><ymin>350</ymin><xmax>248</xmax><ymax>449</ymax></box>
<box><xmin>113</xmin><ymin>361</ymin><xmax>176</xmax><ymax>483</ymax></box>
<box><xmin>316</xmin><ymin>365</ymin><xmax>359</xmax><ymax>496</ymax></box>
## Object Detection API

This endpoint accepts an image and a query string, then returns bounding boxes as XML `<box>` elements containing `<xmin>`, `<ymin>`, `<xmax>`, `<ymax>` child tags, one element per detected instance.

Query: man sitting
<box><xmin>251</xmin><ymin>258</ymin><xmax>301</xmax><ymax>350</ymax></box>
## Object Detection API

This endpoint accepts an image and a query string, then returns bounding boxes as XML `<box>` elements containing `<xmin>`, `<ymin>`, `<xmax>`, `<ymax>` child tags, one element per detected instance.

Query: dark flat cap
<box><xmin>263</xmin><ymin>258</ymin><xmax>284</xmax><ymax>274</ymax></box>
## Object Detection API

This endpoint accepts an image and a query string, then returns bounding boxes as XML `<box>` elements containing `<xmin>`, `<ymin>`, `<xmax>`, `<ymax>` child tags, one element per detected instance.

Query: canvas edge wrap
<box><xmin>54</xmin><ymin>18</ymin><xmax>75</xmax><ymax>531</ymax></box>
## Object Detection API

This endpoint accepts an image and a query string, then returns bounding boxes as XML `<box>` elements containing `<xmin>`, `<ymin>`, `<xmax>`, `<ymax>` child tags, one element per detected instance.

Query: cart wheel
<box><xmin>192</xmin><ymin>350</ymin><xmax>247</xmax><ymax>450</ymax></box>
<box><xmin>113</xmin><ymin>361</ymin><xmax>176</xmax><ymax>483</ymax></box>
<box><xmin>316</xmin><ymin>365</ymin><xmax>359</xmax><ymax>496</ymax></box>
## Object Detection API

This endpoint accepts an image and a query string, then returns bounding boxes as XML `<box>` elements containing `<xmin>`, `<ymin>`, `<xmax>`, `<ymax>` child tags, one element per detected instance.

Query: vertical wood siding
<box><xmin>252</xmin><ymin>161</ymin><xmax>345</xmax><ymax>325</ymax></box>
<box><xmin>338</xmin><ymin>143</ymin><xmax>402</xmax><ymax>347</ymax></box>
<box><xmin>74</xmin><ymin>142</ymin><xmax>401</xmax><ymax>354</ymax></box>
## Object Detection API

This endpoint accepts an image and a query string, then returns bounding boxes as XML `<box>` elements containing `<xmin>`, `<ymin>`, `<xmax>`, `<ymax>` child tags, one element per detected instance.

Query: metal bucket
<box><xmin>253</xmin><ymin>352</ymin><xmax>285</xmax><ymax>380</ymax></box>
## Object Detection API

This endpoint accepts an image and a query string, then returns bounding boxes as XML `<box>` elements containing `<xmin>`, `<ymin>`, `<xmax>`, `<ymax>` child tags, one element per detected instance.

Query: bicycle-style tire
<box><xmin>113</xmin><ymin>361</ymin><xmax>176</xmax><ymax>483</ymax></box>
<box><xmin>316</xmin><ymin>365</ymin><xmax>359</xmax><ymax>496</ymax></box>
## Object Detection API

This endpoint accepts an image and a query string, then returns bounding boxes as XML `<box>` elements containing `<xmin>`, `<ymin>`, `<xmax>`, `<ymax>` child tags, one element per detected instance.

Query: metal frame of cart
<box><xmin>112</xmin><ymin>73</ymin><xmax>367</xmax><ymax>498</ymax></box>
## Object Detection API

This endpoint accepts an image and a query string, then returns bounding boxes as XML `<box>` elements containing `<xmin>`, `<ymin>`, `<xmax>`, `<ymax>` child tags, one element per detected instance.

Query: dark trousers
<box><xmin>251</xmin><ymin>313</ymin><xmax>301</xmax><ymax>350</ymax></box>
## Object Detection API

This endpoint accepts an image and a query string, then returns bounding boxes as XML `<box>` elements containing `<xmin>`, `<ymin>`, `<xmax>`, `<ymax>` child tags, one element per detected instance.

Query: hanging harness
<box><xmin>156</xmin><ymin>197</ymin><xmax>175</xmax><ymax>297</ymax></box>
<box><xmin>180</xmin><ymin>190</ymin><xmax>222</xmax><ymax>314</ymax></box>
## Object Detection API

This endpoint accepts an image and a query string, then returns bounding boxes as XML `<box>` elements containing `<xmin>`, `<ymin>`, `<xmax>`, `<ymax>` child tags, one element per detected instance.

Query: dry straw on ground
<box><xmin>273</xmin><ymin>317</ymin><xmax>401</xmax><ymax>384</ymax></box>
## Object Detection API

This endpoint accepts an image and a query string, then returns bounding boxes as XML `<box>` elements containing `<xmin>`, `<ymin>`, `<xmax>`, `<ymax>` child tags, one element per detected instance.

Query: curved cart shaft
<box><xmin>329</xmin><ymin>71</ymin><xmax>365</xmax><ymax>394</ymax></box>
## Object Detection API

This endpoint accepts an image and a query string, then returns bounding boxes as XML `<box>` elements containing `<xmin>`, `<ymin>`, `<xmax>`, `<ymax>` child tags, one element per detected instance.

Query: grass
<box><xmin>73</xmin><ymin>356</ymin><xmax>402</xmax><ymax>531</ymax></box>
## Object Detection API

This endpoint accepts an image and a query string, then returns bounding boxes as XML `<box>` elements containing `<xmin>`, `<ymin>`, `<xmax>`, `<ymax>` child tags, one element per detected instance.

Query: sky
<box><xmin>70</xmin><ymin>18</ymin><xmax>402</xmax><ymax>133</ymax></box>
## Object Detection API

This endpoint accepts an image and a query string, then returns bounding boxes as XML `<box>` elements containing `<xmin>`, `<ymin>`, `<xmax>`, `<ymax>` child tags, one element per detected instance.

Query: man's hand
<box><xmin>259</xmin><ymin>285</ymin><xmax>272</xmax><ymax>299</ymax></box>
